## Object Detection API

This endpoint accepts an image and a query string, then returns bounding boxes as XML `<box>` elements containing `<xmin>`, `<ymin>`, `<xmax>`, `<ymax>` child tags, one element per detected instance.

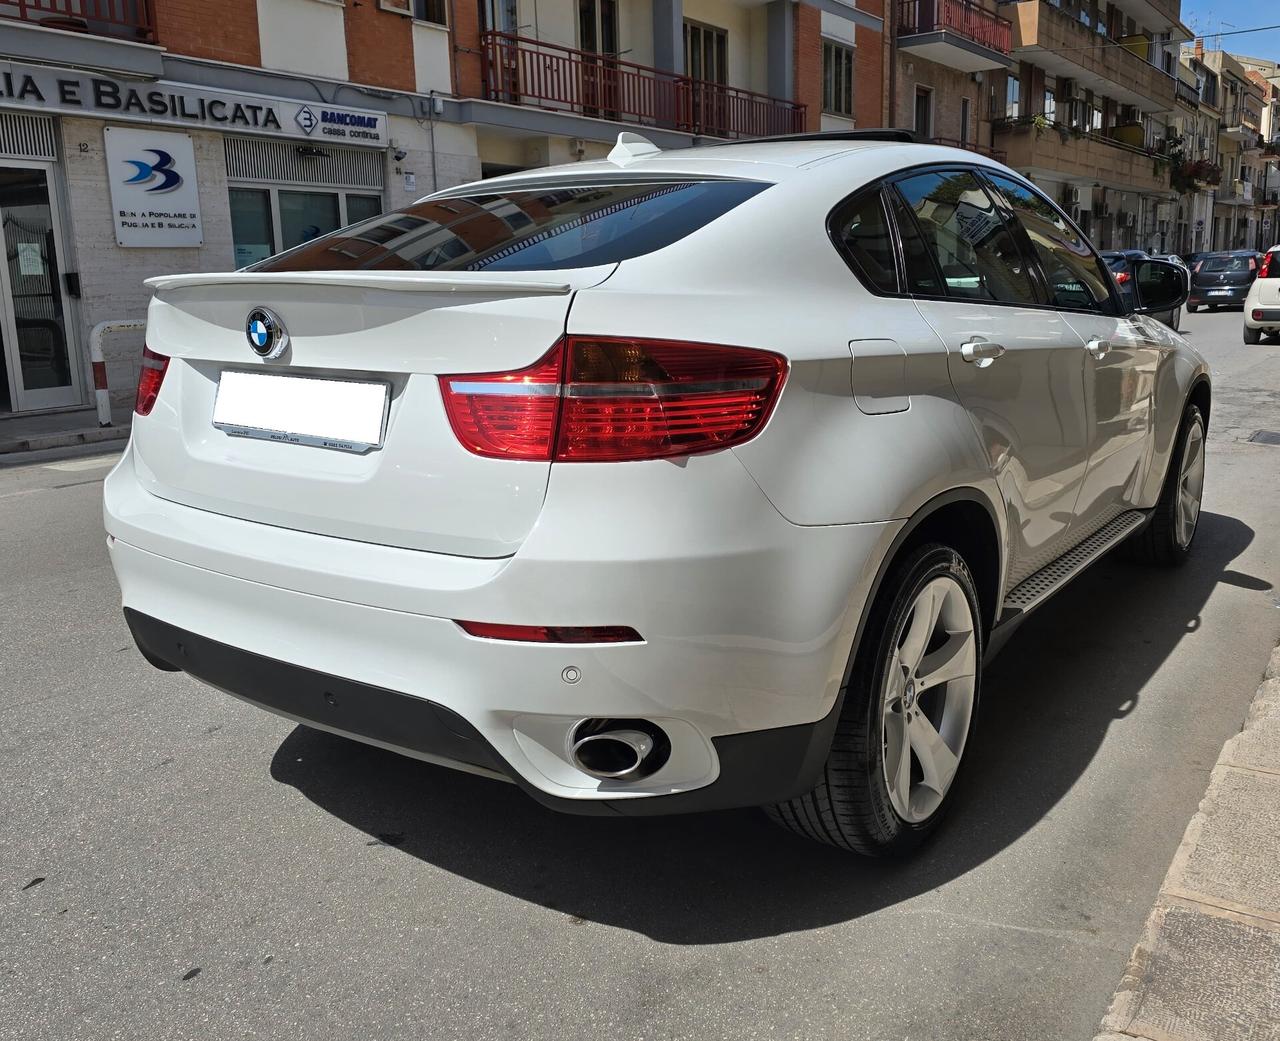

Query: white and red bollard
<box><xmin>89</xmin><ymin>320</ymin><xmax>147</xmax><ymax>427</ymax></box>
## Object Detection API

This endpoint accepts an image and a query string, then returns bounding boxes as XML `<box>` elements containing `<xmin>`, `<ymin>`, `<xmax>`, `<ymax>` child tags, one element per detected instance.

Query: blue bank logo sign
<box><xmin>104</xmin><ymin>127</ymin><xmax>203</xmax><ymax>248</ymax></box>
<box><xmin>123</xmin><ymin>149</ymin><xmax>183</xmax><ymax>193</ymax></box>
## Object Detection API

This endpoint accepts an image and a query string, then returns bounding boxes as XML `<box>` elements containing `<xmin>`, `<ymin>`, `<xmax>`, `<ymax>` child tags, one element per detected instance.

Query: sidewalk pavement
<box><xmin>1095</xmin><ymin>643</ymin><xmax>1280</xmax><ymax>1041</ymax></box>
<box><xmin>0</xmin><ymin>406</ymin><xmax>131</xmax><ymax>455</ymax></box>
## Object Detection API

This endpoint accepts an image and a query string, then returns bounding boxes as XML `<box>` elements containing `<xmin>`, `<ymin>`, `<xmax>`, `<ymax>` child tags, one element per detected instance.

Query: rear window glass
<box><xmin>251</xmin><ymin>180</ymin><xmax>769</xmax><ymax>273</ymax></box>
<box><xmin>1103</xmin><ymin>256</ymin><xmax>1128</xmax><ymax>271</ymax></box>
<box><xmin>1201</xmin><ymin>254</ymin><xmax>1251</xmax><ymax>272</ymax></box>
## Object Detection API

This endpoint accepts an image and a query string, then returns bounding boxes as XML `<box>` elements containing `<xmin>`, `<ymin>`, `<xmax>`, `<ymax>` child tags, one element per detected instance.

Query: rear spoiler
<box><xmin>144</xmin><ymin>272</ymin><xmax>573</xmax><ymax>296</ymax></box>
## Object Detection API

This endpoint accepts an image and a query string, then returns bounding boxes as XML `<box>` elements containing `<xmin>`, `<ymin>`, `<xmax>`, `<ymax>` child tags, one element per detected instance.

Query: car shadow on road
<box><xmin>270</xmin><ymin>511</ymin><xmax>1260</xmax><ymax>944</ymax></box>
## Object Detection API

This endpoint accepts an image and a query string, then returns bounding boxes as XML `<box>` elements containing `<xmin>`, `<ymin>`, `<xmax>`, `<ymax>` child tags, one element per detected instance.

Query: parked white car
<box><xmin>1243</xmin><ymin>246</ymin><xmax>1280</xmax><ymax>343</ymax></box>
<box><xmin>105</xmin><ymin>132</ymin><xmax>1210</xmax><ymax>856</ymax></box>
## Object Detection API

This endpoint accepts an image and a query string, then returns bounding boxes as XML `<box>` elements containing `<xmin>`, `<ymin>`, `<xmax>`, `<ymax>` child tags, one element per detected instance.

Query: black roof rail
<box><xmin>739</xmin><ymin>129</ymin><xmax>921</xmax><ymax>145</ymax></box>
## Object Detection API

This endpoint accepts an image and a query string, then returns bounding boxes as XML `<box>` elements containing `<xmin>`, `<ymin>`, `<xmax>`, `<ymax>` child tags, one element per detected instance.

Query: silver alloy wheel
<box><xmin>881</xmin><ymin>577</ymin><xmax>978</xmax><ymax>824</ymax></box>
<box><xmin>1176</xmin><ymin>418</ymin><xmax>1205</xmax><ymax>549</ymax></box>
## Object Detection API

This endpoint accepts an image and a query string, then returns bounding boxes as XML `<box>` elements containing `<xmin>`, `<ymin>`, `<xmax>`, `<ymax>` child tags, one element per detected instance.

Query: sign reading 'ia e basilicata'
<box><xmin>0</xmin><ymin>62</ymin><xmax>388</xmax><ymax>147</ymax></box>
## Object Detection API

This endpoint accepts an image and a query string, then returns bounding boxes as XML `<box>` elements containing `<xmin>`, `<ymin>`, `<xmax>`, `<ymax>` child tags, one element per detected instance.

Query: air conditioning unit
<box><xmin>1066</xmin><ymin>186</ymin><xmax>1083</xmax><ymax>205</ymax></box>
<box><xmin>1070</xmin><ymin>204</ymin><xmax>1082</xmax><ymax>224</ymax></box>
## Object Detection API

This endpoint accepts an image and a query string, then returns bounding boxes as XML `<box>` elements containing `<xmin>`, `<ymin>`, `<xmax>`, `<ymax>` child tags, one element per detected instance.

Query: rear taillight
<box><xmin>440</xmin><ymin>336</ymin><xmax>787</xmax><ymax>463</ymax></box>
<box><xmin>1250</xmin><ymin>256</ymin><xmax>1258</xmax><ymax>272</ymax></box>
<box><xmin>1262</xmin><ymin>253</ymin><xmax>1276</xmax><ymax>278</ymax></box>
<box><xmin>134</xmin><ymin>347</ymin><xmax>170</xmax><ymax>416</ymax></box>
<box><xmin>1115</xmin><ymin>271</ymin><xmax>1131</xmax><ymax>284</ymax></box>
<box><xmin>1193</xmin><ymin>261</ymin><xmax>1203</xmax><ymax>273</ymax></box>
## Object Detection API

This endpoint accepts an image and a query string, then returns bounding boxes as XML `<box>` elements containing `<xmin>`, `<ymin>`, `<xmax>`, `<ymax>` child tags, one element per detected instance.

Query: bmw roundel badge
<box><xmin>246</xmin><ymin>307</ymin><xmax>289</xmax><ymax>360</ymax></box>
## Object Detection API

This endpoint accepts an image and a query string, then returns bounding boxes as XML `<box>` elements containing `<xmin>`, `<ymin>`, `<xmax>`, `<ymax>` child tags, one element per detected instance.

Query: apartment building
<box><xmin>982</xmin><ymin>0</ymin><xmax>1186</xmax><ymax>251</ymax></box>
<box><xmin>1198</xmin><ymin>47</ymin><xmax>1267</xmax><ymax>249</ymax></box>
<box><xmin>1170</xmin><ymin>47</ymin><xmax>1222</xmax><ymax>254</ymax></box>
<box><xmin>893</xmin><ymin>0</ymin><xmax>1015</xmax><ymax>156</ymax></box>
<box><xmin>0</xmin><ymin>0</ymin><xmax>884</xmax><ymax>421</ymax></box>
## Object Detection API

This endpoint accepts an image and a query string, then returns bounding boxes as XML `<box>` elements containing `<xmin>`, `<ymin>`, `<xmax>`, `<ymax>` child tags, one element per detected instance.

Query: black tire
<box><xmin>1209</xmin><ymin>304</ymin><xmax>1219</xmax><ymax>312</ymax></box>
<box><xmin>766</xmin><ymin>544</ymin><xmax>983</xmax><ymax>856</ymax></box>
<box><xmin>1127</xmin><ymin>403</ymin><xmax>1206</xmax><ymax>566</ymax></box>
<box><xmin>1244</xmin><ymin>324</ymin><xmax>1262</xmax><ymax>344</ymax></box>
<box><xmin>1187</xmin><ymin>303</ymin><xmax>1199</xmax><ymax>313</ymax></box>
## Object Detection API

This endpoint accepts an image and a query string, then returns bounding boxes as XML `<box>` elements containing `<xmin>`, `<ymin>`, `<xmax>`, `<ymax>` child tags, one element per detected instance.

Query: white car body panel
<box><xmin>104</xmin><ymin>138</ymin><xmax>1210</xmax><ymax>812</ymax></box>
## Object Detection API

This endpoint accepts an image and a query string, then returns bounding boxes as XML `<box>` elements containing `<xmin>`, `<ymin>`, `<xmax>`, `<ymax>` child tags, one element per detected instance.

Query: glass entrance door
<box><xmin>0</xmin><ymin>163</ymin><xmax>81</xmax><ymax>413</ymax></box>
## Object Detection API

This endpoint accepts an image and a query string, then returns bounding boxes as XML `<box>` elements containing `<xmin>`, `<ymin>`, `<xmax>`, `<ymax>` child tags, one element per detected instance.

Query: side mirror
<box><xmin>1132</xmin><ymin>258</ymin><xmax>1188</xmax><ymax>315</ymax></box>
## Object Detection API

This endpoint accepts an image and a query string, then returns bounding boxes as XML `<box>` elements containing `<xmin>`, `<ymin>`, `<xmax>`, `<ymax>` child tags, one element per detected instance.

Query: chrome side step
<box><xmin>1002</xmin><ymin>510</ymin><xmax>1147</xmax><ymax>615</ymax></box>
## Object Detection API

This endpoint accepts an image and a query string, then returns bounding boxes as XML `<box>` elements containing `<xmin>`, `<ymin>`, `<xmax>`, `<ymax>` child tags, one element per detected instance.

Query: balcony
<box><xmin>1003</xmin><ymin>1</ymin><xmax>1175</xmax><ymax>113</ymax></box>
<box><xmin>993</xmin><ymin>118</ymin><xmax>1171</xmax><ymax>195</ymax></box>
<box><xmin>480</xmin><ymin>32</ymin><xmax>805</xmax><ymax>140</ymax></box>
<box><xmin>897</xmin><ymin>0</ymin><xmax>1014</xmax><ymax>72</ymax></box>
<box><xmin>1175</xmin><ymin>77</ymin><xmax>1200</xmax><ymax>108</ymax></box>
<box><xmin>931</xmin><ymin>136</ymin><xmax>1008</xmax><ymax>162</ymax></box>
<box><xmin>0</xmin><ymin>0</ymin><xmax>154</xmax><ymax>42</ymax></box>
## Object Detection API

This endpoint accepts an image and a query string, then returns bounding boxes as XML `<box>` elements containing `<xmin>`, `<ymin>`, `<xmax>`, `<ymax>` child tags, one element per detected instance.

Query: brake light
<box><xmin>1250</xmin><ymin>256</ymin><xmax>1258</xmax><ymax>272</ymax></box>
<box><xmin>1115</xmin><ymin>271</ymin><xmax>1131</xmax><ymax>284</ymax></box>
<box><xmin>134</xmin><ymin>347</ymin><xmax>170</xmax><ymax>416</ymax></box>
<box><xmin>1262</xmin><ymin>253</ymin><xmax>1276</xmax><ymax>278</ymax></box>
<box><xmin>440</xmin><ymin>336</ymin><xmax>787</xmax><ymax>462</ymax></box>
<box><xmin>456</xmin><ymin>620</ymin><xmax>643</xmax><ymax>643</ymax></box>
<box><xmin>1194</xmin><ymin>261</ymin><xmax>1203</xmax><ymax>273</ymax></box>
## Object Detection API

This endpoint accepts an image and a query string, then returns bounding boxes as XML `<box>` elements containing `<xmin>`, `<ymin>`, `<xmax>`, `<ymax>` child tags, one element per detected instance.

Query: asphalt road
<box><xmin>3</xmin><ymin>309</ymin><xmax>1279</xmax><ymax>1041</ymax></box>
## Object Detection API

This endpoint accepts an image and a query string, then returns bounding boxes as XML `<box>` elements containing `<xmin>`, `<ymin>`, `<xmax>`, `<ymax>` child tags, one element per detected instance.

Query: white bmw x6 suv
<box><xmin>106</xmin><ymin>132</ymin><xmax>1209</xmax><ymax>856</ymax></box>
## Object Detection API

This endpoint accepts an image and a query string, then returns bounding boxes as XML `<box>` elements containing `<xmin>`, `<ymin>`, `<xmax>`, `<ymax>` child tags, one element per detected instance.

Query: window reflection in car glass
<box><xmin>253</xmin><ymin>180</ymin><xmax>770</xmax><ymax>273</ymax></box>
<box><xmin>987</xmin><ymin>173</ymin><xmax>1111</xmax><ymax>311</ymax></box>
<box><xmin>894</xmin><ymin>170</ymin><xmax>1038</xmax><ymax>305</ymax></box>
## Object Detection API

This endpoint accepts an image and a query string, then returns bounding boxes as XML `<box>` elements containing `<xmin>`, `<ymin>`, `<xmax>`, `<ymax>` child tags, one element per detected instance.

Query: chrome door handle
<box><xmin>1086</xmin><ymin>338</ymin><xmax>1112</xmax><ymax>359</ymax></box>
<box><xmin>960</xmin><ymin>338</ymin><xmax>1007</xmax><ymax>365</ymax></box>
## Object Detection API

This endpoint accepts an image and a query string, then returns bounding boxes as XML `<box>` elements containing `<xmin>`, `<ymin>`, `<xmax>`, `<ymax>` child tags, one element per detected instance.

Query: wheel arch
<box><xmin>1187</xmin><ymin>374</ymin><xmax>1211</xmax><ymax>427</ymax></box>
<box><xmin>846</xmin><ymin>488</ymin><xmax>1005</xmax><ymax>679</ymax></box>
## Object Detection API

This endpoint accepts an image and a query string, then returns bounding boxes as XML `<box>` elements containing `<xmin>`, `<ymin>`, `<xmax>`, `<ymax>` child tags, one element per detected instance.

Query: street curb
<box><xmin>0</xmin><ymin>423</ymin><xmax>130</xmax><ymax>456</ymax></box>
<box><xmin>1094</xmin><ymin>644</ymin><xmax>1280</xmax><ymax>1041</ymax></box>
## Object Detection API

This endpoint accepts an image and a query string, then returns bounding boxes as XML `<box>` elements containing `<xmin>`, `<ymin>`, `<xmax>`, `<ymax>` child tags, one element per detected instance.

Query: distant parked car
<box><xmin>1243</xmin><ymin>246</ymin><xmax>1280</xmax><ymax>342</ymax></box>
<box><xmin>1102</xmin><ymin>250</ymin><xmax>1181</xmax><ymax>330</ymax></box>
<box><xmin>1187</xmin><ymin>250</ymin><xmax>1261</xmax><ymax>311</ymax></box>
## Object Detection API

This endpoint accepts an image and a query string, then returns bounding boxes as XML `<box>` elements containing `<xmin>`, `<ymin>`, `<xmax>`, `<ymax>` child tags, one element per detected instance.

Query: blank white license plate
<box><xmin>213</xmin><ymin>370</ymin><xmax>389</xmax><ymax>453</ymax></box>
<box><xmin>1208</xmin><ymin>289</ymin><xmax>1234</xmax><ymax>296</ymax></box>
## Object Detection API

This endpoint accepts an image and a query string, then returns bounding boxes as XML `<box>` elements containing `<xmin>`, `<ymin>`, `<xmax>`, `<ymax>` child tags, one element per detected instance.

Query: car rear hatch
<box><xmin>136</xmin><ymin>269</ymin><xmax>610</xmax><ymax>557</ymax></box>
<box><xmin>1194</xmin><ymin>255</ymin><xmax>1255</xmax><ymax>290</ymax></box>
<box><xmin>131</xmin><ymin>175</ymin><xmax>773</xmax><ymax>559</ymax></box>
<box><xmin>1253</xmin><ymin>252</ymin><xmax>1280</xmax><ymax>305</ymax></box>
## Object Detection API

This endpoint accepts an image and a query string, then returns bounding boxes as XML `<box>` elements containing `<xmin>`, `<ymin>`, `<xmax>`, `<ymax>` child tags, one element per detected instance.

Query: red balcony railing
<box><xmin>482</xmin><ymin>32</ymin><xmax>806</xmax><ymax>140</ymax></box>
<box><xmin>1</xmin><ymin>0</ymin><xmax>155</xmax><ymax>42</ymax></box>
<box><xmin>931</xmin><ymin>136</ymin><xmax>1007</xmax><ymax>162</ymax></box>
<box><xmin>898</xmin><ymin>0</ymin><xmax>1012</xmax><ymax>54</ymax></box>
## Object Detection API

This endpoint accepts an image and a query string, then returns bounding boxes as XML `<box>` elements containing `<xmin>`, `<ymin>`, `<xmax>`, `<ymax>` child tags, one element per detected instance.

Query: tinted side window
<box><xmin>986</xmin><ymin>173</ymin><xmax>1112</xmax><ymax>311</ymax></box>
<box><xmin>889</xmin><ymin>190</ymin><xmax>944</xmax><ymax>295</ymax></box>
<box><xmin>894</xmin><ymin>169</ymin><xmax>1038</xmax><ymax>305</ymax></box>
<box><xmin>829</xmin><ymin>190</ymin><xmax>898</xmax><ymax>294</ymax></box>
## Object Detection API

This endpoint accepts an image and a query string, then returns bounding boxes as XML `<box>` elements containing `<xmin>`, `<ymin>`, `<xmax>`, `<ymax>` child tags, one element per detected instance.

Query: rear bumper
<box><xmin>1244</xmin><ymin>307</ymin><xmax>1280</xmax><ymax>327</ymax></box>
<box><xmin>1189</xmin><ymin>285</ymin><xmax>1249</xmax><ymax>305</ymax></box>
<box><xmin>124</xmin><ymin>609</ymin><xmax>842</xmax><ymax>816</ymax></box>
<box><xmin>105</xmin><ymin>441</ymin><xmax>895</xmax><ymax>810</ymax></box>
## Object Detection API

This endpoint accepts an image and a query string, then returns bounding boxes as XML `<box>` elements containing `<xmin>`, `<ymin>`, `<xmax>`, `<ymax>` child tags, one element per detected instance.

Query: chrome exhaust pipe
<box><xmin>570</xmin><ymin>728</ymin><xmax>657</xmax><ymax>780</ymax></box>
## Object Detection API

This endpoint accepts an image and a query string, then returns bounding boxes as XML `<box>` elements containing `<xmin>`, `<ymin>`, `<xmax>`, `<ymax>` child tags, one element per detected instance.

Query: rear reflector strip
<box><xmin>456</xmin><ymin>621</ymin><xmax>643</xmax><ymax>644</ymax></box>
